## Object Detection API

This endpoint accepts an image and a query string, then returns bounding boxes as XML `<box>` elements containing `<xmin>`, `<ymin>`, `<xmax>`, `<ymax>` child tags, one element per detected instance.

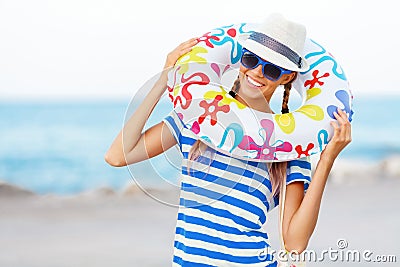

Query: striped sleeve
<box><xmin>286</xmin><ymin>156</ymin><xmax>312</xmax><ymax>192</ymax></box>
<box><xmin>162</xmin><ymin>110</ymin><xmax>185</xmax><ymax>149</ymax></box>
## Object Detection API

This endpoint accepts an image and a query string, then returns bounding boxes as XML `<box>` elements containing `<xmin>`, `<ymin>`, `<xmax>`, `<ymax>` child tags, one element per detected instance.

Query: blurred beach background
<box><xmin>1</xmin><ymin>0</ymin><xmax>400</xmax><ymax>266</ymax></box>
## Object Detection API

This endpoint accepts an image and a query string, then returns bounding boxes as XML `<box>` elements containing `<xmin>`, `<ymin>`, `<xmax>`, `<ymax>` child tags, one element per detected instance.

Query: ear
<box><xmin>281</xmin><ymin>72</ymin><xmax>297</xmax><ymax>85</ymax></box>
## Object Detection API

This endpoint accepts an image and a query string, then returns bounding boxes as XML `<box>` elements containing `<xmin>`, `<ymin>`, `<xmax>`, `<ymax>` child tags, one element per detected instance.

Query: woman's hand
<box><xmin>163</xmin><ymin>37</ymin><xmax>199</xmax><ymax>70</ymax></box>
<box><xmin>321</xmin><ymin>108</ymin><xmax>352</xmax><ymax>161</ymax></box>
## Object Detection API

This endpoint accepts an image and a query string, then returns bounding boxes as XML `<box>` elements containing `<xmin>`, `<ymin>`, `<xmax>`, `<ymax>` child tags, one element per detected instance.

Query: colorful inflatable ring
<box><xmin>166</xmin><ymin>23</ymin><xmax>354</xmax><ymax>162</ymax></box>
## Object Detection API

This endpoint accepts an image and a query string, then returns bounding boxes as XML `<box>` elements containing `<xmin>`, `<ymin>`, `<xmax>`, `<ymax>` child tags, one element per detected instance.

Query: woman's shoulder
<box><xmin>163</xmin><ymin>110</ymin><xmax>200</xmax><ymax>148</ymax></box>
<box><xmin>288</xmin><ymin>156</ymin><xmax>311</xmax><ymax>168</ymax></box>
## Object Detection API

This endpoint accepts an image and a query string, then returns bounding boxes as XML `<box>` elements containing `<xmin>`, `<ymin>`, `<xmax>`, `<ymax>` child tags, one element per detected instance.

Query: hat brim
<box><xmin>237</xmin><ymin>33</ymin><xmax>309</xmax><ymax>72</ymax></box>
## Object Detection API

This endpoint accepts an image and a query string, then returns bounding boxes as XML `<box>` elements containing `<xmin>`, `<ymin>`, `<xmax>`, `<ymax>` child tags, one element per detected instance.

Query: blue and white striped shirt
<box><xmin>163</xmin><ymin>110</ymin><xmax>311</xmax><ymax>267</ymax></box>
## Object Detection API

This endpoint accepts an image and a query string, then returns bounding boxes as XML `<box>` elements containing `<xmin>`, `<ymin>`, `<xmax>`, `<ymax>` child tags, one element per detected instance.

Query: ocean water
<box><xmin>0</xmin><ymin>95</ymin><xmax>399</xmax><ymax>195</ymax></box>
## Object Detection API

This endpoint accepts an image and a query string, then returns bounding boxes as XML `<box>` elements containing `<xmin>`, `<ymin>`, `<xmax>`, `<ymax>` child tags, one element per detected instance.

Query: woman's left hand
<box><xmin>163</xmin><ymin>37</ymin><xmax>199</xmax><ymax>70</ymax></box>
<box><xmin>321</xmin><ymin>108</ymin><xmax>352</xmax><ymax>161</ymax></box>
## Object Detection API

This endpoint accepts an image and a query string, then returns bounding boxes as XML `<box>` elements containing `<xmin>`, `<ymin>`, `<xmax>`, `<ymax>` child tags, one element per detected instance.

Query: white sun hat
<box><xmin>238</xmin><ymin>13</ymin><xmax>310</xmax><ymax>72</ymax></box>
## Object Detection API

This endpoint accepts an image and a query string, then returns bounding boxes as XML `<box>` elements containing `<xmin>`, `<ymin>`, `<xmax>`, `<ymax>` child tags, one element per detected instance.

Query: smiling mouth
<box><xmin>246</xmin><ymin>75</ymin><xmax>265</xmax><ymax>88</ymax></box>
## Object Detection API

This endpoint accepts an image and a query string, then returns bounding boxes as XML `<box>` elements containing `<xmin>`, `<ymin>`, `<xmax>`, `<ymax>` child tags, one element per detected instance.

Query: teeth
<box><xmin>247</xmin><ymin>76</ymin><xmax>263</xmax><ymax>87</ymax></box>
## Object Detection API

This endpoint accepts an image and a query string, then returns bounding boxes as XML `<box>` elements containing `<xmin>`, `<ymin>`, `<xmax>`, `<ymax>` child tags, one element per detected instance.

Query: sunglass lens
<box><xmin>263</xmin><ymin>64</ymin><xmax>282</xmax><ymax>81</ymax></box>
<box><xmin>241</xmin><ymin>52</ymin><xmax>259</xmax><ymax>69</ymax></box>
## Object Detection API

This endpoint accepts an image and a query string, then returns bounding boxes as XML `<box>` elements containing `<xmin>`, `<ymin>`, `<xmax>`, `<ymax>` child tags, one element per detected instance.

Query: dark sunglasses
<box><xmin>240</xmin><ymin>48</ymin><xmax>292</xmax><ymax>81</ymax></box>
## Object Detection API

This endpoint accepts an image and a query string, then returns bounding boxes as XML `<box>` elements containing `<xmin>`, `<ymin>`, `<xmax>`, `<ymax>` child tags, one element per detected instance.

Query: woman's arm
<box><xmin>283</xmin><ymin>108</ymin><xmax>352</xmax><ymax>253</ymax></box>
<box><xmin>105</xmin><ymin>38</ymin><xmax>198</xmax><ymax>167</ymax></box>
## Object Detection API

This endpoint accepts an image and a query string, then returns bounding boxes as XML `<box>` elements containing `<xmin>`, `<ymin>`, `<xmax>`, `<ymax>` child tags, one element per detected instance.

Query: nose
<box><xmin>251</xmin><ymin>64</ymin><xmax>264</xmax><ymax>78</ymax></box>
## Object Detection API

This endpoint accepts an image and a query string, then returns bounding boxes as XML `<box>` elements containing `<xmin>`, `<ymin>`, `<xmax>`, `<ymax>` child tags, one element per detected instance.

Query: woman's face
<box><xmin>238</xmin><ymin>63</ymin><xmax>295</xmax><ymax>103</ymax></box>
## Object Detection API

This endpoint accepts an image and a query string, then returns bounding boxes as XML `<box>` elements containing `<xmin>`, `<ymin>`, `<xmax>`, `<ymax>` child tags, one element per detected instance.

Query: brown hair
<box><xmin>270</xmin><ymin>73</ymin><xmax>297</xmax><ymax>197</ymax></box>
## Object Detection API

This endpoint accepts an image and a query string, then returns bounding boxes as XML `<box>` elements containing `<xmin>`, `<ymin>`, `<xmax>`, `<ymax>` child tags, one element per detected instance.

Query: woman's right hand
<box><xmin>105</xmin><ymin>38</ymin><xmax>199</xmax><ymax>167</ymax></box>
<box><xmin>163</xmin><ymin>37</ymin><xmax>199</xmax><ymax>70</ymax></box>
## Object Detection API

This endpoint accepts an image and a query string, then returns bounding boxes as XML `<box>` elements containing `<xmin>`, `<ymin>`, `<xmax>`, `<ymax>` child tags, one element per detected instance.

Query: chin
<box><xmin>239</xmin><ymin>74</ymin><xmax>265</xmax><ymax>99</ymax></box>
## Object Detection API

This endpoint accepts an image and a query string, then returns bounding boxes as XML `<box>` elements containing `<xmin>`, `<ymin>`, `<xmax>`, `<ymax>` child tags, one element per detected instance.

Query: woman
<box><xmin>106</xmin><ymin>14</ymin><xmax>352</xmax><ymax>266</ymax></box>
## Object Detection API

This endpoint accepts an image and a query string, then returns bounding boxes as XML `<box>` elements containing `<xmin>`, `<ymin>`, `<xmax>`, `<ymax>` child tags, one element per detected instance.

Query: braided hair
<box><xmin>270</xmin><ymin>72</ymin><xmax>298</xmax><ymax>197</ymax></box>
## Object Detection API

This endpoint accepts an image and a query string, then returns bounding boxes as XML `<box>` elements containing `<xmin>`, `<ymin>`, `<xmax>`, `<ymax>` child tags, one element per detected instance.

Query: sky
<box><xmin>0</xmin><ymin>0</ymin><xmax>399</xmax><ymax>101</ymax></box>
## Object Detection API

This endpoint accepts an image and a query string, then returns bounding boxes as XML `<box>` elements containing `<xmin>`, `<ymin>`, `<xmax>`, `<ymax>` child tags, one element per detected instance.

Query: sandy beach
<box><xmin>1</xmin><ymin>159</ymin><xmax>400</xmax><ymax>267</ymax></box>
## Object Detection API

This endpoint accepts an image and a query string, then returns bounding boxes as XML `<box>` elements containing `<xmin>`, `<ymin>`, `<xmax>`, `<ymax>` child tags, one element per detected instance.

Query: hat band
<box><xmin>248</xmin><ymin>32</ymin><xmax>302</xmax><ymax>68</ymax></box>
